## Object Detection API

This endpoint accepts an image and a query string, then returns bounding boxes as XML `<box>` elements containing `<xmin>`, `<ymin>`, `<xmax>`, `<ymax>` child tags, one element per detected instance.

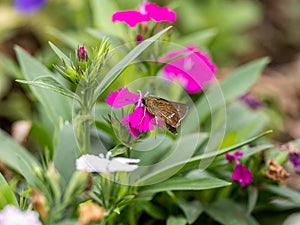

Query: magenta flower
<box><xmin>232</xmin><ymin>162</ymin><xmax>253</xmax><ymax>187</ymax></box>
<box><xmin>112</xmin><ymin>1</ymin><xmax>176</xmax><ymax>28</ymax></box>
<box><xmin>160</xmin><ymin>46</ymin><xmax>216</xmax><ymax>94</ymax></box>
<box><xmin>77</xmin><ymin>46</ymin><xmax>88</xmax><ymax>62</ymax></box>
<box><xmin>0</xmin><ymin>205</ymin><xmax>42</xmax><ymax>225</ymax></box>
<box><xmin>225</xmin><ymin>150</ymin><xmax>243</xmax><ymax>162</ymax></box>
<box><xmin>14</xmin><ymin>0</ymin><xmax>47</xmax><ymax>14</ymax></box>
<box><xmin>106</xmin><ymin>88</ymin><xmax>162</xmax><ymax>138</ymax></box>
<box><xmin>225</xmin><ymin>150</ymin><xmax>252</xmax><ymax>187</ymax></box>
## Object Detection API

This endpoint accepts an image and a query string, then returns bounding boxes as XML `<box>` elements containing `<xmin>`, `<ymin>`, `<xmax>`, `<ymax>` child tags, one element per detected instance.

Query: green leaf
<box><xmin>16</xmin><ymin>76</ymin><xmax>78</xmax><ymax>100</ymax></box>
<box><xmin>0</xmin><ymin>129</ymin><xmax>40</xmax><ymax>182</ymax></box>
<box><xmin>247</xmin><ymin>186</ymin><xmax>258</xmax><ymax>215</ymax></box>
<box><xmin>196</xmin><ymin>57</ymin><xmax>270</xmax><ymax>123</ymax></box>
<box><xmin>53</xmin><ymin>123</ymin><xmax>79</xmax><ymax>184</ymax></box>
<box><xmin>15</xmin><ymin>46</ymin><xmax>72</xmax><ymax>127</ymax></box>
<box><xmin>263</xmin><ymin>185</ymin><xmax>300</xmax><ymax>205</ymax></box>
<box><xmin>140</xmin><ymin>201</ymin><xmax>166</xmax><ymax>220</ymax></box>
<box><xmin>167</xmin><ymin>215</ymin><xmax>188</xmax><ymax>225</ymax></box>
<box><xmin>93</xmin><ymin>26</ymin><xmax>172</xmax><ymax>100</ymax></box>
<box><xmin>134</xmin><ymin>133</ymin><xmax>208</xmax><ymax>185</ymax></box>
<box><xmin>177</xmin><ymin>197</ymin><xmax>203</xmax><ymax>224</ymax></box>
<box><xmin>0</xmin><ymin>173</ymin><xmax>18</xmax><ymax>209</ymax></box>
<box><xmin>206</xmin><ymin>200</ymin><xmax>260</xmax><ymax>225</ymax></box>
<box><xmin>49</xmin><ymin>42</ymin><xmax>72</xmax><ymax>66</ymax></box>
<box><xmin>140</xmin><ymin>177</ymin><xmax>230</xmax><ymax>193</ymax></box>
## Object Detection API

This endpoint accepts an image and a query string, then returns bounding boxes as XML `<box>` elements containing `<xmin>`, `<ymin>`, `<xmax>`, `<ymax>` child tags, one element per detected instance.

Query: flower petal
<box><xmin>108</xmin><ymin>157</ymin><xmax>140</xmax><ymax>172</ymax></box>
<box><xmin>76</xmin><ymin>154</ymin><xmax>110</xmax><ymax>173</ymax></box>
<box><xmin>144</xmin><ymin>2</ymin><xmax>176</xmax><ymax>23</ymax></box>
<box><xmin>14</xmin><ymin>0</ymin><xmax>47</xmax><ymax>14</ymax></box>
<box><xmin>121</xmin><ymin>114</ymin><xmax>140</xmax><ymax>138</ymax></box>
<box><xmin>106</xmin><ymin>88</ymin><xmax>140</xmax><ymax>108</ymax></box>
<box><xmin>112</xmin><ymin>10</ymin><xmax>150</xmax><ymax>27</ymax></box>
<box><xmin>161</xmin><ymin>46</ymin><xmax>216</xmax><ymax>94</ymax></box>
<box><xmin>232</xmin><ymin>163</ymin><xmax>252</xmax><ymax>186</ymax></box>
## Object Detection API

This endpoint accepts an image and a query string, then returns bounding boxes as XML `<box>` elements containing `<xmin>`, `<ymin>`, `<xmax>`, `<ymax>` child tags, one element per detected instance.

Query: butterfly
<box><xmin>142</xmin><ymin>96</ymin><xmax>188</xmax><ymax>134</ymax></box>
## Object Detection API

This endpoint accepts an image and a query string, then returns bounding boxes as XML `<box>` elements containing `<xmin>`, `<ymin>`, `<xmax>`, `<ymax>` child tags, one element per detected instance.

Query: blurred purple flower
<box><xmin>160</xmin><ymin>46</ymin><xmax>216</xmax><ymax>94</ymax></box>
<box><xmin>238</xmin><ymin>93</ymin><xmax>263</xmax><ymax>110</ymax></box>
<box><xmin>112</xmin><ymin>1</ymin><xmax>176</xmax><ymax>28</ymax></box>
<box><xmin>0</xmin><ymin>205</ymin><xmax>42</xmax><ymax>225</ymax></box>
<box><xmin>288</xmin><ymin>152</ymin><xmax>300</xmax><ymax>171</ymax></box>
<box><xmin>232</xmin><ymin>162</ymin><xmax>253</xmax><ymax>187</ymax></box>
<box><xmin>106</xmin><ymin>88</ymin><xmax>162</xmax><ymax>138</ymax></box>
<box><xmin>14</xmin><ymin>0</ymin><xmax>47</xmax><ymax>14</ymax></box>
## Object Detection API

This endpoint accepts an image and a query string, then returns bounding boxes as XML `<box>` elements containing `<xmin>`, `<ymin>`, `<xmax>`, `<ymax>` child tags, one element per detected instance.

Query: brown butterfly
<box><xmin>142</xmin><ymin>96</ymin><xmax>189</xmax><ymax>134</ymax></box>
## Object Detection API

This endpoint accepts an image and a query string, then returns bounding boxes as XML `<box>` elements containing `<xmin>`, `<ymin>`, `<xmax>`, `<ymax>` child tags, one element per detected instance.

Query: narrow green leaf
<box><xmin>263</xmin><ymin>185</ymin><xmax>300</xmax><ymax>205</ymax></box>
<box><xmin>206</xmin><ymin>200</ymin><xmax>260</xmax><ymax>225</ymax></box>
<box><xmin>16</xmin><ymin>76</ymin><xmax>78</xmax><ymax>100</ymax></box>
<box><xmin>15</xmin><ymin>46</ymin><xmax>72</xmax><ymax>126</ymax></box>
<box><xmin>0</xmin><ymin>129</ymin><xmax>40</xmax><ymax>180</ymax></box>
<box><xmin>140</xmin><ymin>201</ymin><xmax>166</xmax><ymax>220</ymax></box>
<box><xmin>49</xmin><ymin>42</ymin><xmax>72</xmax><ymax>66</ymax></box>
<box><xmin>0</xmin><ymin>173</ymin><xmax>18</xmax><ymax>208</ymax></box>
<box><xmin>247</xmin><ymin>186</ymin><xmax>258</xmax><ymax>215</ymax></box>
<box><xmin>140</xmin><ymin>177</ymin><xmax>230</xmax><ymax>193</ymax></box>
<box><xmin>53</xmin><ymin>123</ymin><xmax>79</xmax><ymax>184</ymax></box>
<box><xmin>93</xmin><ymin>26</ymin><xmax>172</xmax><ymax>100</ymax></box>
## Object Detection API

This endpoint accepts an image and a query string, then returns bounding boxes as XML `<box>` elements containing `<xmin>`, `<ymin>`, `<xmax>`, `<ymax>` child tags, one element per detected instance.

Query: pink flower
<box><xmin>112</xmin><ymin>1</ymin><xmax>176</xmax><ymax>28</ymax></box>
<box><xmin>225</xmin><ymin>150</ymin><xmax>243</xmax><ymax>162</ymax></box>
<box><xmin>225</xmin><ymin>150</ymin><xmax>252</xmax><ymax>187</ymax></box>
<box><xmin>160</xmin><ymin>46</ymin><xmax>216</xmax><ymax>94</ymax></box>
<box><xmin>232</xmin><ymin>162</ymin><xmax>253</xmax><ymax>187</ymax></box>
<box><xmin>106</xmin><ymin>88</ymin><xmax>162</xmax><ymax>138</ymax></box>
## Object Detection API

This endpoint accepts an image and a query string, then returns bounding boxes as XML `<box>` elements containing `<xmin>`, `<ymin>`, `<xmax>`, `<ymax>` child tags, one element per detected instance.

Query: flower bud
<box><xmin>77</xmin><ymin>46</ymin><xmax>88</xmax><ymax>62</ymax></box>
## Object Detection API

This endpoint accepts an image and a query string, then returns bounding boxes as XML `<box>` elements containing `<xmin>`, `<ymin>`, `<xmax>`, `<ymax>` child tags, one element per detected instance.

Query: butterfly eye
<box><xmin>142</xmin><ymin>98</ymin><xmax>146</xmax><ymax>106</ymax></box>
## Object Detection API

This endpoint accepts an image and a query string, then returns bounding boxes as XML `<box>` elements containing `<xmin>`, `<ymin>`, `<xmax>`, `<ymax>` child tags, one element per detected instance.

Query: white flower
<box><xmin>76</xmin><ymin>152</ymin><xmax>140</xmax><ymax>173</ymax></box>
<box><xmin>0</xmin><ymin>205</ymin><xmax>42</xmax><ymax>225</ymax></box>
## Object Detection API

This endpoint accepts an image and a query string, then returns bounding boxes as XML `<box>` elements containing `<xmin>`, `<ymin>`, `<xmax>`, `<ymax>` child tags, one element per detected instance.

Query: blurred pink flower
<box><xmin>160</xmin><ymin>46</ymin><xmax>216</xmax><ymax>94</ymax></box>
<box><xmin>112</xmin><ymin>1</ymin><xmax>176</xmax><ymax>28</ymax></box>
<box><xmin>232</xmin><ymin>162</ymin><xmax>253</xmax><ymax>187</ymax></box>
<box><xmin>106</xmin><ymin>88</ymin><xmax>162</xmax><ymax>138</ymax></box>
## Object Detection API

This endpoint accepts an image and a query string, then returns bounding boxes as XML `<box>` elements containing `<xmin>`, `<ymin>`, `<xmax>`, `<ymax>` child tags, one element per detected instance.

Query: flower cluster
<box><xmin>288</xmin><ymin>152</ymin><xmax>300</xmax><ymax>171</ymax></box>
<box><xmin>76</xmin><ymin>152</ymin><xmax>140</xmax><ymax>173</ymax></box>
<box><xmin>112</xmin><ymin>1</ymin><xmax>176</xmax><ymax>28</ymax></box>
<box><xmin>160</xmin><ymin>46</ymin><xmax>216</xmax><ymax>94</ymax></box>
<box><xmin>106</xmin><ymin>88</ymin><xmax>162</xmax><ymax>138</ymax></box>
<box><xmin>225</xmin><ymin>150</ymin><xmax>252</xmax><ymax>187</ymax></box>
<box><xmin>0</xmin><ymin>205</ymin><xmax>42</xmax><ymax>225</ymax></box>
